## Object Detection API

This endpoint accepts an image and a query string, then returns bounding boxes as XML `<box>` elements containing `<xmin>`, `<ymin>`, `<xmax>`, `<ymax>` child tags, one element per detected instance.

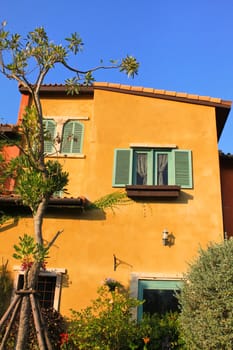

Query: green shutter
<box><xmin>72</xmin><ymin>122</ymin><xmax>84</xmax><ymax>153</ymax></box>
<box><xmin>61</xmin><ymin>121</ymin><xmax>84</xmax><ymax>154</ymax></box>
<box><xmin>113</xmin><ymin>149</ymin><xmax>132</xmax><ymax>187</ymax></box>
<box><xmin>43</xmin><ymin>119</ymin><xmax>56</xmax><ymax>154</ymax></box>
<box><xmin>173</xmin><ymin>150</ymin><xmax>193</xmax><ymax>188</ymax></box>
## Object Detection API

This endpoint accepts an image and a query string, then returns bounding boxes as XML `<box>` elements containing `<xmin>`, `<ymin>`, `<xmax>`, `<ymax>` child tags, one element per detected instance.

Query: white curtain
<box><xmin>136</xmin><ymin>153</ymin><xmax>147</xmax><ymax>184</ymax></box>
<box><xmin>158</xmin><ymin>154</ymin><xmax>168</xmax><ymax>185</ymax></box>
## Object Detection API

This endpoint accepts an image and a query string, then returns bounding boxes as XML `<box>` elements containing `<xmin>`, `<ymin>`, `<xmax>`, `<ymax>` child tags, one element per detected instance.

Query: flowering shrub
<box><xmin>60</xmin><ymin>332</ymin><xmax>69</xmax><ymax>349</ymax></box>
<box><xmin>65</xmin><ymin>285</ymin><xmax>142</xmax><ymax>349</ymax></box>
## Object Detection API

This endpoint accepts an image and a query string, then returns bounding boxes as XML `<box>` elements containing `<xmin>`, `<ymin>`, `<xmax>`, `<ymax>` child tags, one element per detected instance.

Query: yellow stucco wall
<box><xmin>0</xmin><ymin>87</ymin><xmax>224</xmax><ymax>316</ymax></box>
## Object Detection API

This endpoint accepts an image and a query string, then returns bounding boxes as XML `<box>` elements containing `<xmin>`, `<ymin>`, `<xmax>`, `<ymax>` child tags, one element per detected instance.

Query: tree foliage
<box><xmin>0</xmin><ymin>23</ymin><xmax>139</xmax><ymax>89</ymax></box>
<box><xmin>65</xmin><ymin>285</ymin><xmax>142</xmax><ymax>350</ymax></box>
<box><xmin>178</xmin><ymin>239</ymin><xmax>233</xmax><ymax>349</ymax></box>
<box><xmin>0</xmin><ymin>21</ymin><xmax>139</xmax><ymax>349</ymax></box>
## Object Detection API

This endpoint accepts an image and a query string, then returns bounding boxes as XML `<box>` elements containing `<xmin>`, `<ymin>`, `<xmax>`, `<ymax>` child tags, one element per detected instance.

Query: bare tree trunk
<box><xmin>15</xmin><ymin>296</ymin><xmax>31</xmax><ymax>350</ymax></box>
<box><xmin>34</xmin><ymin>198</ymin><xmax>48</xmax><ymax>245</ymax></box>
<box><xmin>15</xmin><ymin>261</ymin><xmax>41</xmax><ymax>350</ymax></box>
<box><xmin>0</xmin><ymin>297</ymin><xmax>22</xmax><ymax>350</ymax></box>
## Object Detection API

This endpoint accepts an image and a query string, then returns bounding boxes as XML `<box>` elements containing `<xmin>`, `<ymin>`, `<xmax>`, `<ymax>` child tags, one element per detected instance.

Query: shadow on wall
<box><xmin>130</xmin><ymin>191</ymin><xmax>193</xmax><ymax>205</ymax></box>
<box><xmin>0</xmin><ymin>216</ymin><xmax>19</xmax><ymax>233</ymax></box>
<box><xmin>45</xmin><ymin>207</ymin><xmax>106</xmax><ymax>221</ymax></box>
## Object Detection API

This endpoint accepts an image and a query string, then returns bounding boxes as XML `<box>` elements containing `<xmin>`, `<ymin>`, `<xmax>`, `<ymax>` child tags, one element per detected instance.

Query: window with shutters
<box><xmin>61</xmin><ymin>120</ymin><xmax>84</xmax><ymax>154</ymax></box>
<box><xmin>113</xmin><ymin>148</ymin><xmax>193</xmax><ymax>193</ymax></box>
<box><xmin>43</xmin><ymin>119</ymin><xmax>56</xmax><ymax>154</ymax></box>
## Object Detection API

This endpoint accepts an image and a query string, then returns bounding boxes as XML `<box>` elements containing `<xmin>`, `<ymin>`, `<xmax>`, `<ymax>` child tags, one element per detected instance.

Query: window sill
<box><xmin>45</xmin><ymin>153</ymin><xmax>86</xmax><ymax>159</ymax></box>
<box><xmin>125</xmin><ymin>185</ymin><xmax>181</xmax><ymax>198</ymax></box>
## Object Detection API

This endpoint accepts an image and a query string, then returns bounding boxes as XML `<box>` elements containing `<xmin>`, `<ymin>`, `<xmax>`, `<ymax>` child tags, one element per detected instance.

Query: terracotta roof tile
<box><xmin>142</xmin><ymin>87</ymin><xmax>155</xmax><ymax>93</ymax></box>
<box><xmin>119</xmin><ymin>84</ymin><xmax>132</xmax><ymax>90</ymax></box>
<box><xmin>184</xmin><ymin>94</ymin><xmax>199</xmax><ymax>100</ymax></box>
<box><xmin>175</xmin><ymin>92</ymin><xmax>188</xmax><ymax>98</ymax></box>
<box><xmin>164</xmin><ymin>90</ymin><xmax>177</xmax><ymax>96</ymax></box>
<box><xmin>19</xmin><ymin>82</ymin><xmax>232</xmax><ymax>109</ymax></box>
<box><xmin>210</xmin><ymin>97</ymin><xmax>221</xmax><ymax>103</ymax></box>
<box><xmin>131</xmin><ymin>86</ymin><xmax>144</xmax><ymax>92</ymax></box>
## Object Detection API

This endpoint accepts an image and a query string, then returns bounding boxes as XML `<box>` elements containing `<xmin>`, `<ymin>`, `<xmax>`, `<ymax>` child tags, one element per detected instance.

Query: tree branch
<box><xmin>62</xmin><ymin>60</ymin><xmax>120</xmax><ymax>75</ymax></box>
<box><xmin>46</xmin><ymin>229</ymin><xmax>64</xmax><ymax>250</ymax></box>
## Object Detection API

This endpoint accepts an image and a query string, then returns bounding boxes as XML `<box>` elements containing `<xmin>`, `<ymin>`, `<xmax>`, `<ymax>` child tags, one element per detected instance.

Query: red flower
<box><xmin>60</xmin><ymin>332</ymin><xmax>69</xmax><ymax>345</ymax></box>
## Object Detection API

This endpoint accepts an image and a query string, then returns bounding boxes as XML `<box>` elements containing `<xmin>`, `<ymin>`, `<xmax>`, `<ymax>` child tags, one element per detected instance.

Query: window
<box><xmin>137</xmin><ymin>279</ymin><xmax>182</xmax><ymax>319</ymax></box>
<box><xmin>61</xmin><ymin>121</ymin><xmax>84</xmax><ymax>154</ymax></box>
<box><xmin>15</xmin><ymin>269</ymin><xmax>65</xmax><ymax>310</ymax></box>
<box><xmin>43</xmin><ymin>119</ymin><xmax>56</xmax><ymax>154</ymax></box>
<box><xmin>17</xmin><ymin>274</ymin><xmax>56</xmax><ymax>309</ymax></box>
<box><xmin>43</xmin><ymin>119</ymin><xmax>85</xmax><ymax>155</ymax></box>
<box><xmin>113</xmin><ymin>148</ymin><xmax>192</xmax><ymax>188</ymax></box>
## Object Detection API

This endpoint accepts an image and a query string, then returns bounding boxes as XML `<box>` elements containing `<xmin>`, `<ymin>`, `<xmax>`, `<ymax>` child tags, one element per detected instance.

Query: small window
<box><xmin>113</xmin><ymin>148</ymin><xmax>192</xmax><ymax>189</ymax></box>
<box><xmin>43</xmin><ymin>119</ymin><xmax>56</xmax><ymax>154</ymax></box>
<box><xmin>16</xmin><ymin>271</ymin><xmax>64</xmax><ymax>310</ymax></box>
<box><xmin>137</xmin><ymin>279</ymin><xmax>182</xmax><ymax>319</ymax></box>
<box><xmin>61</xmin><ymin>121</ymin><xmax>84</xmax><ymax>154</ymax></box>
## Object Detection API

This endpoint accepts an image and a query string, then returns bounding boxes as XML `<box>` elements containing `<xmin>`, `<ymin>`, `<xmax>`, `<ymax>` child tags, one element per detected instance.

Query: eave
<box><xmin>19</xmin><ymin>83</ymin><xmax>232</xmax><ymax>140</ymax></box>
<box><xmin>0</xmin><ymin>195</ymin><xmax>86</xmax><ymax>209</ymax></box>
<box><xmin>0</xmin><ymin>124</ymin><xmax>20</xmax><ymax>138</ymax></box>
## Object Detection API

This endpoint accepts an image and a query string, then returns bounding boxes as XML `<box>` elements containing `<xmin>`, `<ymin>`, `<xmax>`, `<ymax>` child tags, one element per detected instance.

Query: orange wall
<box><xmin>220</xmin><ymin>156</ymin><xmax>233</xmax><ymax>237</ymax></box>
<box><xmin>0</xmin><ymin>88</ymin><xmax>224</xmax><ymax>315</ymax></box>
<box><xmin>1</xmin><ymin>145</ymin><xmax>19</xmax><ymax>191</ymax></box>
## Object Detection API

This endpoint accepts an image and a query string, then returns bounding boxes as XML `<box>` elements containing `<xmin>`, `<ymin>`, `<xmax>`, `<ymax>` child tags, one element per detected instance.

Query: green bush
<box><xmin>139</xmin><ymin>312</ymin><xmax>186</xmax><ymax>349</ymax></box>
<box><xmin>64</xmin><ymin>285</ymin><xmax>185</xmax><ymax>350</ymax></box>
<box><xmin>178</xmin><ymin>238</ymin><xmax>233</xmax><ymax>349</ymax></box>
<box><xmin>0</xmin><ymin>260</ymin><xmax>13</xmax><ymax>317</ymax></box>
<box><xmin>65</xmin><ymin>285</ymin><xmax>142</xmax><ymax>350</ymax></box>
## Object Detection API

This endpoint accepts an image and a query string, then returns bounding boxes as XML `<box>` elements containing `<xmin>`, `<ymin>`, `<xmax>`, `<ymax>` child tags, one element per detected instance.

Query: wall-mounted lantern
<box><xmin>162</xmin><ymin>229</ymin><xmax>169</xmax><ymax>246</ymax></box>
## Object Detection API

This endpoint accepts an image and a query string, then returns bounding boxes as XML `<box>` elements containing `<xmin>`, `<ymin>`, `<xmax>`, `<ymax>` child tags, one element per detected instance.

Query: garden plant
<box><xmin>178</xmin><ymin>238</ymin><xmax>233</xmax><ymax>349</ymax></box>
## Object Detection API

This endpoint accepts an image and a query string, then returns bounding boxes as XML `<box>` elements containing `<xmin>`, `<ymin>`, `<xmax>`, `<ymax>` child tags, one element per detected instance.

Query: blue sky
<box><xmin>1</xmin><ymin>0</ymin><xmax>233</xmax><ymax>152</ymax></box>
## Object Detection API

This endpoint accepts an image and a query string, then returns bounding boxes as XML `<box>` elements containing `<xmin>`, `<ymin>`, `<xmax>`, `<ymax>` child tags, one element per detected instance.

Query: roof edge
<box><xmin>19</xmin><ymin>82</ymin><xmax>232</xmax><ymax>140</ymax></box>
<box><xmin>93</xmin><ymin>82</ymin><xmax>232</xmax><ymax>110</ymax></box>
<box><xmin>19</xmin><ymin>82</ymin><xmax>232</xmax><ymax>109</ymax></box>
<box><xmin>0</xmin><ymin>195</ymin><xmax>86</xmax><ymax>208</ymax></box>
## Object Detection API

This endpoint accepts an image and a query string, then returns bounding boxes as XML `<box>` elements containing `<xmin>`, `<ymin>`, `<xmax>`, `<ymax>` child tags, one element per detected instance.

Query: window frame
<box><xmin>113</xmin><ymin>147</ymin><xmax>193</xmax><ymax>189</ymax></box>
<box><xmin>130</xmin><ymin>272</ymin><xmax>183</xmax><ymax>320</ymax></box>
<box><xmin>43</xmin><ymin>116</ymin><xmax>88</xmax><ymax>158</ymax></box>
<box><xmin>61</xmin><ymin>120</ymin><xmax>84</xmax><ymax>155</ymax></box>
<box><xmin>137</xmin><ymin>279</ymin><xmax>183</xmax><ymax>319</ymax></box>
<box><xmin>13</xmin><ymin>267</ymin><xmax>66</xmax><ymax>311</ymax></box>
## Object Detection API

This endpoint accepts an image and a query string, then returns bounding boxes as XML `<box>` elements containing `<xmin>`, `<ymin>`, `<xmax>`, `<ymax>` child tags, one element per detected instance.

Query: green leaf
<box><xmin>65</xmin><ymin>32</ymin><xmax>83</xmax><ymax>54</ymax></box>
<box><xmin>120</xmin><ymin>55</ymin><xmax>139</xmax><ymax>78</ymax></box>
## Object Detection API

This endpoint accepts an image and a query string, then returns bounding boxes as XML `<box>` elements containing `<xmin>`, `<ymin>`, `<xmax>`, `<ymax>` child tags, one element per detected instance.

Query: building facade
<box><xmin>0</xmin><ymin>83</ymin><xmax>231</xmax><ymax>317</ymax></box>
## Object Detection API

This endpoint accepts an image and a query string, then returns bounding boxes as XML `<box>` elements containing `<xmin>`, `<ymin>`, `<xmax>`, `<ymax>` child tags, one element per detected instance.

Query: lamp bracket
<box><xmin>113</xmin><ymin>254</ymin><xmax>133</xmax><ymax>271</ymax></box>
